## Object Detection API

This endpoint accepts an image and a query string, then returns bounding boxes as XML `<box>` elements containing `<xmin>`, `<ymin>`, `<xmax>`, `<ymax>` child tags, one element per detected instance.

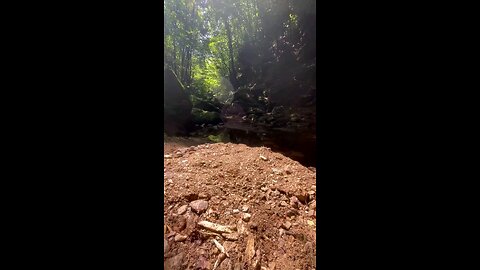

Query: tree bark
<box><xmin>224</xmin><ymin>16</ymin><xmax>236</xmax><ymax>87</ymax></box>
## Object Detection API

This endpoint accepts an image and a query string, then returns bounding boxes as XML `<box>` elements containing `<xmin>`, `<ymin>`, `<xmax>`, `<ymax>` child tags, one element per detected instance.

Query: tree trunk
<box><xmin>224</xmin><ymin>16</ymin><xmax>236</xmax><ymax>87</ymax></box>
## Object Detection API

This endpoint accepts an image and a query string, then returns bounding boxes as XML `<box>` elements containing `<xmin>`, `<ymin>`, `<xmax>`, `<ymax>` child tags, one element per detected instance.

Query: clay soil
<box><xmin>164</xmin><ymin>138</ymin><xmax>317</xmax><ymax>270</ymax></box>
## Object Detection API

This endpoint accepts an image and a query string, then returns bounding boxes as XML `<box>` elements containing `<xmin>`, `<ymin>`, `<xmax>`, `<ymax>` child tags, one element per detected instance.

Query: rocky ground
<box><xmin>164</xmin><ymin>138</ymin><xmax>317</xmax><ymax>270</ymax></box>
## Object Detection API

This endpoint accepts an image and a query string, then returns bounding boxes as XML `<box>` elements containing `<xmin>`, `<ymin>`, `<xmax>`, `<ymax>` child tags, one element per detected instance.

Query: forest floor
<box><xmin>164</xmin><ymin>137</ymin><xmax>317</xmax><ymax>270</ymax></box>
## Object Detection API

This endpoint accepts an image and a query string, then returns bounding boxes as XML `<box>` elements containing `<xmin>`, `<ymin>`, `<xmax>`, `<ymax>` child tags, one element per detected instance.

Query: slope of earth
<box><xmin>164</xmin><ymin>143</ymin><xmax>317</xmax><ymax>270</ymax></box>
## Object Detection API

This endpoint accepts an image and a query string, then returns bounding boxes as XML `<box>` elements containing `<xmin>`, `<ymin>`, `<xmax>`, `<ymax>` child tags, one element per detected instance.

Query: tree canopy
<box><xmin>164</xmin><ymin>0</ymin><xmax>316</xmax><ymax>106</ymax></box>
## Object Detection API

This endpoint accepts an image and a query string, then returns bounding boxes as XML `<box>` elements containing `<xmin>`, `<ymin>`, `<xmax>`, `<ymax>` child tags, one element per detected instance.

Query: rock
<box><xmin>259</xmin><ymin>155</ymin><xmax>268</xmax><ymax>161</ymax></box>
<box><xmin>280</xmin><ymin>201</ymin><xmax>288</xmax><ymax>207</ymax></box>
<box><xmin>289</xmin><ymin>196</ymin><xmax>300</xmax><ymax>209</ymax></box>
<box><xmin>242</xmin><ymin>213</ymin><xmax>252</xmax><ymax>222</ymax></box>
<box><xmin>281</xmin><ymin>221</ymin><xmax>292</xmax><ymax>230</ymax></box>
<box><xmin>174</xmin><ymin>234</ymin><xmax>188</xmax><ymax>242</ymax></box>
<box><xmin>164</xmin><ymin>154</ymin><xmax>173</xmax><ymax>159</ymax></box>
<box><xmin>232</xmin><ymin>209</ymin><xmax>240</xmax><ymax>214</ymax></box>
<box><xmin>286</xmin><ymin>209</ymin><xmax>299</xmax><ymax>217</ymax></box>
<box><xmin>164</xmin><ymin>252</ymin><xmax>186</xmax><ymax>270</ymax></box>
<box><xmin>241</xmin><ymin>205</ymin><xmax>249</xmax><ymax>212</ymax></box>
<box><xmin>177</xmin><ymin>205</ymin><xmax>188</xmax><ymax>215</ymax></box>
<box><xmin>198</xmin><ymin>192</ymin><xmax>209</xmax><ymax>199</ymax></box>
<box><xmin>237</xmin><ymin>219</ymin><xmax>247</xmax><ymax>235</ymax></box>
<box><xmin>190</xmin><ymin>200</ymin><xmax>209</xmax><ymax>214</ymax></box>
<box><xmin>295</xmin><ymin>193</ymin><xmax>309</xmax><ymax>204</ymax></box>
<box><xmin>223</xmin><ymin>233</ymin><xmax>239</xmax><ymax>241</ymax></box>
<box><xmin>168</xmin><ymin>215</ymin><xmax>186</xmax><ymax>232</ymax></box>
<box><xmin>279</xmin><ymin>228</ymin><xmax>285</xmax><ymax>237</ymax></box>
<box><xmin>164</xmin><ymin>238</ymin><xmax>169</xmax><ymax>254</ymax></box>
<box><xmin>308</xmin><ymin>210</ymin><xmax>315</xmax><ymax>217</ymax></box>
<box><xmin>196</xmin><ymin>256</ymin><xmax>210</xmax><ymax>270</ymax></box>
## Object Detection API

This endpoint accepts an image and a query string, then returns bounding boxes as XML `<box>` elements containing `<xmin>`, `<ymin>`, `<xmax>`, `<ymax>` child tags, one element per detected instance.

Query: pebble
<box><xmin>190</xmin><ymin>200</ymin><xmax>209</xmax><ymax>214</ymax></box>
<box><xmin>290</xmin><ymin>196</ymin><xmax>300</xmax><ymax>209</ymax></box>
<box><xmin>281</xmin><ymin>221</ymin><xmax>292</xmax><ymax>230</ymax></box>
<box><xmin>198</xmin><ymin>192</ymin><xmax>209</xmax><ymax>199</ymax></box>
<box><xmin>164</xmin><ymin>154</ymin><xmax>172</xmax><ymax>159</ymax></box>
<box><xmin>242</xmin><ymin>213</ymin><xmax>252</xmax><ymax>222</ymax></box>
<box><xmin>272</xmin><ymin>168</ymin><xmax>282</xmax><ymax>175</ymax></box>
<box><xmin>259</xmin><ymin>155</ymin><xmax>268</xmax><ymax>161</ymax></box>
<box><xmin>223</xmin><ymin>233</ymin><xmax>239</xmax><ymax>241</ymax></box>
<box><xmin>232</xmin><ymin>209</ymin><xmax>240</xmax><ymax>214</ymax></box>
<box><xmin>174</xmin><ymin>234</ymin><xmax>188</xmax><ymax>242</ymax></box>
<box><xmin>241</xmin><ymin>205</ymin><xmax>249</xmax><ymax>212</ymax></box>
<box><xmin>177</xmin><ymin>205</ymin><xmax>188</xmax><ymax>215</ymax></box>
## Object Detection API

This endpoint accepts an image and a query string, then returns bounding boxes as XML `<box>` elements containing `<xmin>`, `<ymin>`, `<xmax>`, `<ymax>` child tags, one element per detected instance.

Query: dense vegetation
<box><xmin>164</xmin><ymin>0</ymin><xmax>316</xmax><ymax>165</ymax></box>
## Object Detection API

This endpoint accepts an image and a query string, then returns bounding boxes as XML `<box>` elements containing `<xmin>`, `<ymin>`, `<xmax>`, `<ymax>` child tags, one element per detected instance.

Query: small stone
<box><xmin>164</xmin><ymin>154</ymin><xmax>172</xmax><ymax>159</ymax></box>
<box><xmin>286</xmin><ymin>209</ymin><xmax>299</xmax><ymax>217</ymax></box>
<box><xmin>198</xmin><ymin>192</ymin><xmax>209</xmax><ymax>199</ymax></box>
<box><xmin>196</xmin><ymin>256</ymin><xmax>210</xmax><ymax>270</ymax></box>
<box><xmin>259</xmin><ymin>155</ymin><xmax>268</xmax><ymax>161</ymax></box>
<box><xmin>281</xmin><ymin>221</ymin><xmax>292</xmax><ymax>230</ymax></box>
<box><xmin>168</xmin><ymin>215</ymin><xmax>186</xmax><ymax>232</ymax></box>
<box><xmin>279</xmin><ymin>228</ymin><xmax>285</xmax><ymax>237</ymax></box>
<box><xmin>241</xmin><ymin>205</ymin><xmax>249</xmax><ymax>212</ymax></box>
<box><xmin>272</xmin><ymin>168</ymin><xmax>282</xmax><ymax>175</ymax></box>
<box><xmin>174</xmin><ymin>234</ymin><xmax>188</xmax><ymax>242</ymax></box>
<box><xmin>223</xmin><ymin>233</ymin><xmax>239</xmax><ymax>241</ymax></box>
<box><xmin>280</xmin><ymin>201</ymin><xmax>288</xmax><ymax>207</ymax></box>
<box><xmin>190</xmin><ymin>200</ymin><xmax>209</xmax><ymax>214</ymax></box>
<box><xmin>177</xmin><ymin>205</ymin><xmax>188</xmax><ymax>215</ymax></box>
<box><xmin>232</xmin><ymin>209</ymin><xmax>240</xmax><ymax>214</ymax></box>
<box><xmin>164</xmin><ymin>252</ymin><xmax>185</xmax><ymax>270</ymax></box>
<box><xmin>290</xmin><ymin>196</ymin><xmax>300</xmax><ymax>209</ymax></box>
<box><xmin>308</xmin><ymin>210</ymin><xmax>315</xmax><ymax>217</ymax></box>
<box><xmin>242</xmin><ymin>213</ymin><xmax>252</xmax><ymax>222</ymax></box>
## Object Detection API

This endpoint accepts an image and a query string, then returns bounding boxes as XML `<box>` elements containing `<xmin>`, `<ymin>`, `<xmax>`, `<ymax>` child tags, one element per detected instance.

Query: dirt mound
<box><xmin>164</xmin><ymin>142</ymin><xmax>317</xmax><ymax>270</ymax></box>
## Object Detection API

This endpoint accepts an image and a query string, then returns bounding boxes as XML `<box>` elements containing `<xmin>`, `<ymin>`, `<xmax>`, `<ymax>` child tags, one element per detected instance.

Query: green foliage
<box><xmin>191</xmin><ymin>108</ymin><xmax>222</xmax><ymax>124</ymax></box>
<box><xmin>207</xmin><ymin>132</ymin><xmax>230</xmax><ymax>143</ymax></box>
<box><xmin>165</xmin><ymin>0</ymin><xmax>316</xmax><ymax>106</ymax></box>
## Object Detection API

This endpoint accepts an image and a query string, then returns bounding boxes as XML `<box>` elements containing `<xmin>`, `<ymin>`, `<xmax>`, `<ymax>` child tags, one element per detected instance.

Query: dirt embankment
<box><xmin>164</xmin><ymin>141</ymin><xmax>317</xmax><ymax>270</ymax></box>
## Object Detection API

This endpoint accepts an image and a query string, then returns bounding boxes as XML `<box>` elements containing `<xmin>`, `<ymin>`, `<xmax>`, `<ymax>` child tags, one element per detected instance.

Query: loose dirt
<box><xmin>164</xmin><ymin>139</ymin><xmax>317</xmax><ymax>270</ymax></box>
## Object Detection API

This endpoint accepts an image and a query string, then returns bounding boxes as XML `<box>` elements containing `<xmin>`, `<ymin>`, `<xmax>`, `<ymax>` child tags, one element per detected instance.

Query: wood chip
<box><xmin>198</xmin><ymin>220</ymin><xmax>235</xmax><ymax>234</ymax></box>
<box><xmin>212</xmin><ymin>253</ymin><xmax>227</xmax><ymax>270</ymax></box>
<box><xmin>245</xmin><ymin>234</ymin><xmax>255</xmax><ymax>261</ymax></box>
<box><xmin>212</xmin><ymin>239</ymin><xmax>229</xmax><ymax>257</ymax></box>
